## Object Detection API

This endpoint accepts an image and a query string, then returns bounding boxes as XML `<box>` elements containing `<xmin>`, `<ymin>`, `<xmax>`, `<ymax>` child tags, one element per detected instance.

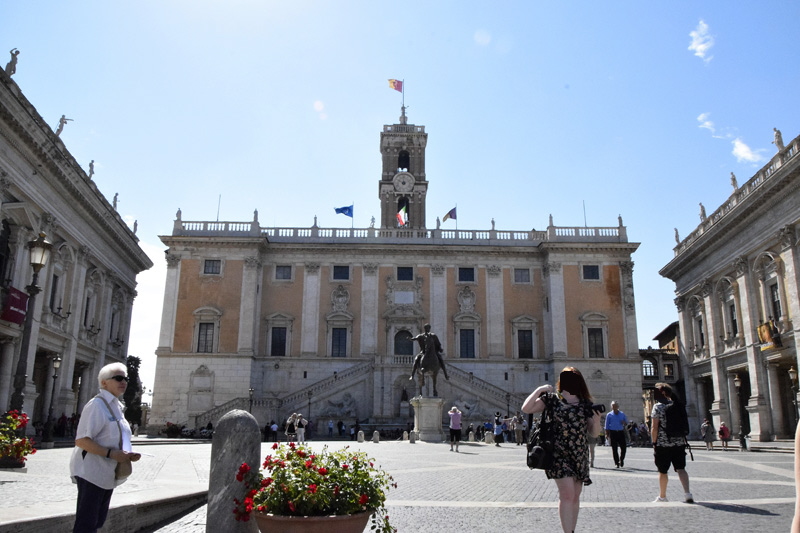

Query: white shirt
<box><xmin>69</xmin><ymin>389</ymin><xmax>132</xmax><ymax>489</ymax></box>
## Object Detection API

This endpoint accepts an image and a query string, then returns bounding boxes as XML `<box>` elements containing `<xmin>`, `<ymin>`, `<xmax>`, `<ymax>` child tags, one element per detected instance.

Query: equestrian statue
<box><xmin>409</xmin><ymin>323</ymin><xmax>449</xmax><ymax>396</ymax></box>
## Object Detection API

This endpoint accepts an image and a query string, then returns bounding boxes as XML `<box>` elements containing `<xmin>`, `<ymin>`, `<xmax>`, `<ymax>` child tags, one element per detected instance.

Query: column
<box><xmin>0</xmin><ymin>340</ymin><xmax>15</xmax><ymax>412</ymax></box>
<box><xmin>485</xmin><ymin>266</ymin><xmax>505</xmax><ymax>358</ymax></box>
<box><xmin>765</xmin><ymin>363</ymin><xmax>785</xmax><ymax>437</ymax></box>
<box><xmin>430</xmin><ymin>265</ymin><xmax>447</xmax><ymax>353</ymax></box>
<box><xmin>158</xmin><ymin>254</ymin><xmax>182</xmax><ymax>351</ymax></box>
<box><xmin>237</xmin><ymin>257</ymin><xmax>261</xmax><ymax>355</ymax></box>
<box><xmin>726</xmin><ymin>373</ymin><xmax>739</xmax><ymax>430</ymax></box>
<box><xmin>544</xmin><ymin>262</ymin><xmax>566</xmax><ymax>358</ymax></box>
<box><xmin>778</xmin><ymin>226</ymin><xmax>800</xmax><ymax>363</ymax></box>
<box><xmin>360</xmin><ymin>264</ymin><xmax>379</xmax><ymax>355</ymax></box>
<box><xmin>619</xmin><ymin>262</ymin><xmax>639</xmax><ymax>359</ymax></box>
<box><xmin>300</xmin><ymin>263</ymin><xmax>321</xmax><ymax>355</ymax></box>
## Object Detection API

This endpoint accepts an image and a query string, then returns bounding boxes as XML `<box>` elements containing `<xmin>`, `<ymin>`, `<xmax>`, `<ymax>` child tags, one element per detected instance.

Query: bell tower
<box><xmin>379</xmin><ymin>107</ymin><xmax>429</xmax><ymax>229</ymax></box>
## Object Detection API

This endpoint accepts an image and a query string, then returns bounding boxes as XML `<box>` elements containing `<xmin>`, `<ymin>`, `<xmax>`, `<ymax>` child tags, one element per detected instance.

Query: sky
<box><xmin>3</xmin><ymin>1</ymin><xmax>800</xmax><ymax>394</ymax></box>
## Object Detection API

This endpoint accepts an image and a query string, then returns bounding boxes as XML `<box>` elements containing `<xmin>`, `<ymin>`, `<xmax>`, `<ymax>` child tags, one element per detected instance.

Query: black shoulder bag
<box><xmin>527</xmin><ymin>399</ymin><xmax>555</xmax><ymax>470</ymax></box>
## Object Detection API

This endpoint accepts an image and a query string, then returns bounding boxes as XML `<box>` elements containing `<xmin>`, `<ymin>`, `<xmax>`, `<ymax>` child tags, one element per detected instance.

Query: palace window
<box><xmin>459</xmin><ymin>329</ymin><xmax>476</xmax><ymax>358</ymax></box>
<box><xmin>197</xmin><ymin>323</ymin><xmax>214</xmax><ymax>353</ymax></box>
<box><xmin>514</xmin><ymin>268</ymin><xmax>531</xmax><ymax>284</ymax></box>
<box><xmin>582</xmin><ymin>265</ymin><xmax>600</xmax><ymax>281</ymax></box>
<box><xmin>729</xmin><ymin>303</ymin><xmax>738</xmax><ymax>336</ymax></box>
<box><xmin>642</xmin><ymin>359</ymin><xmax>657</xmax><ymax>378</ymax></box>
<box><xmin>458</xmin><ymin>267</ymin><xmax>475</xmax><ymax>283</ymax></box>
<box><xmin>664</xmin><ymin>363</ymin><xmax>675</xmax><ymax>378</ymax></box>
<box><xmin>203</xmin><ymin>259</ymin><xmax>221</xmax><ymax>275</ymax></box>
<box><xmin>770</xmin><ymin>283</ymin><xmax>782</xmax><ymax>319</ymax></box>
<box><xmin>394</xmin><ymin>330</ymin><xmax>414</xmax><ymax>355</ymax></box>
<box><xmin>588</xmin><ymin>328</ymin><xmax>604</xmax><ymax>358</ymax></box>
<box><xmin>271</xmin><ymin>327</ymin><xmax>287</xmax><ymax>356</ymax></box>
<box><xmin>397</xmin><ymin>267</ymin><xmax>413</xmax><ymax>281</ymax></box>
<box><xmin>333</xmin><ymin>265</ymin><xmax>350</xmax><ymax>281</ymax></box>
<box><xmin>518</xmin><ymin>330</ymin><xmax>533</xmax><ymax>359</ymax></box>
<box><xmin>331</xmin><ymin>328</ymin><xmax>347</xmax><ymax>357</ymax></box>
<box><xmin>275</xmin><ymin>265</ymin><xmax>292</xmax><ymax>280</ymax></box>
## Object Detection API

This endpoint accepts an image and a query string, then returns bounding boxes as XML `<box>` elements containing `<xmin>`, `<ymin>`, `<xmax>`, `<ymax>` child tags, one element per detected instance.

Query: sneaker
<box><xmin>653</xmin><ymin>496</ymin><xmax>668</xmax><ymax>503</ymax></box>
<box><xmin>684</xmin><ymin>493</ymin><xmax>694</xmax><ymax>503</ymax></box>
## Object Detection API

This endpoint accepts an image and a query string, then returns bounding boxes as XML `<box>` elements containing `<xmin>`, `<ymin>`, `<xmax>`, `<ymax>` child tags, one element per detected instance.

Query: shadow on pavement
<box><xmin>696</xmin><ymin>502</ymin><xmax>779</xmax><ymax>516</ymax></box>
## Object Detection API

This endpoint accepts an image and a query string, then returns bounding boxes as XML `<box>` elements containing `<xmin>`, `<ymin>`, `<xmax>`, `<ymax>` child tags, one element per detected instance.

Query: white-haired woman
<box><xmin>70</xmin><ymin>362</ymin><xmax>140</xmax><ymax>532</ymax></box>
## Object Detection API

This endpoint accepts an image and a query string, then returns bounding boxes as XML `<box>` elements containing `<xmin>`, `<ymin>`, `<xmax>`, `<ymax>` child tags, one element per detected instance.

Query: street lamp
<box><xmin>505</xmin><ymin>392</ymin><xmax>511</xmax><ymax>417</ymax></box>
<box><xmin>42</xmin><ymin>355</ymin><xmax>62</xmax><ymax>443</ymax></box>
<box><xmin>307</xmin><ymin>390</ymin><xmax>313</xmax><ymax>419</ymax></box>
<box><xmin>248</xmin><ymin>388</ymin><xmax>254</xmax><ymax>413</ymax></box>
<box><xmin>9</xmin><ymin>233</ymin><xmax>52</xmax><ymax>413</ymax></box>
<box><xmin>733</xmin><ymin>374</ymin><xmax>748</xmax><ymax>451</ymax></box>
<box><xmin>788</xmin><ymin>367</ymin><xmax>799</xmax><ymax>424</ymax></box>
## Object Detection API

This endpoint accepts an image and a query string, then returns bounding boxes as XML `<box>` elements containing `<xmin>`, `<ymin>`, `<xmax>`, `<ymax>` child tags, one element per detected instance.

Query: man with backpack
<box><xmin>650</xmin><ymin>382</ymin><xmax>693</xmax><ymax>503</ymax></box>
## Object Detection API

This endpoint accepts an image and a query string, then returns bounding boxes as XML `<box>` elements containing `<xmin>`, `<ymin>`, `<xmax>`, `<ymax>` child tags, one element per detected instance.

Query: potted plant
<box><xmin>233</xmin><ymin>442</ymin><xmax>396</xmax><ymax>533</ymax></box>
<box><xmin>0</xmin><ymin>410</ymin><xmax>37</xmax><ymax>468</ymax></box>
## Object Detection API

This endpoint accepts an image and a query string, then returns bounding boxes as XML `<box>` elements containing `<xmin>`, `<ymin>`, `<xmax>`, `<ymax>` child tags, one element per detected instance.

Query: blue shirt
<box><xmin>604</xmin><ymin>409</ymin><xmax>627</xmax><ymax>431</ymax></box>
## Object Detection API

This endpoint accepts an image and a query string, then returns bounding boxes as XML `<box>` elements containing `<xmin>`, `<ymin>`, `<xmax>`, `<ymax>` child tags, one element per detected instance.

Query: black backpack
<box><xmin>664</xmin><ymin>400</ymin><xmax>689</xmax><ymax>438</ymax></box>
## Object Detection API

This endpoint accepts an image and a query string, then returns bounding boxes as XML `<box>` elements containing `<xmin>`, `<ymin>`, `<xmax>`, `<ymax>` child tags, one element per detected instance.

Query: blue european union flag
<box><xmin>334</xmin><ymin>205</ymin><xmax>353</xmax><ymax>218</ymax></box>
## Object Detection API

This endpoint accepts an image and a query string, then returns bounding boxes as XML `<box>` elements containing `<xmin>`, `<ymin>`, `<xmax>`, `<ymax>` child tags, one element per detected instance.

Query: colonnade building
<box><xmin>0</xmin><ymin>69</ymin><xmax>152</xmax><ymax>424</ymax></box>
<box><xmin>660</xmin><ymin>130</ymin><xmax>800</xmax><ymax>441</ymax></box>
<box><xmin>149</xmin><ymin>109</ymin><xmax>642</xmax><ymax>432</ymax></box>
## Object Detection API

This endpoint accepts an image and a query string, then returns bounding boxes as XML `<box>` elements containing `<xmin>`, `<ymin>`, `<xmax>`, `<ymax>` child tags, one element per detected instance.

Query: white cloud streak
<box><xmin>731</xmin><ymin>138</ymin><xmax>764</xmax><ymax>164</ymax></box>
<box><xmin>697</xmin><ymin>112</ymin><xmax>715</xmax><ymax>133</ymax></box>
<box><xmin>688</xmin><ymin>20</ymin><xmax>714</xmax><ymax>63</ymax></box>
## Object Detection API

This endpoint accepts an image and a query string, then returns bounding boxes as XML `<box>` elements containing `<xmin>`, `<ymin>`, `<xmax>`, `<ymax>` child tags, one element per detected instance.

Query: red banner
<box><xmin>1</xmin><ymin>287</ymin><xmax>28</xmax><ymax>325</ymax></box>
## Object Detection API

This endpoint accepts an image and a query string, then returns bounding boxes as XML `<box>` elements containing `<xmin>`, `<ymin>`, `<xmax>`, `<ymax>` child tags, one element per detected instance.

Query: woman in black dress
<box><xmin>522</xmin><ymin>367</ymin><xmax>600</xmax><ymax>533</ymax></box>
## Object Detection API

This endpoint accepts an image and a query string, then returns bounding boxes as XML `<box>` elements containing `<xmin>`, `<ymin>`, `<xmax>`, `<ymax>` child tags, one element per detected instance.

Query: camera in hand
<box><xmin>591</xmin><ymin>403</ymin><xmax>605</xmax><ymax>413</ymax></box>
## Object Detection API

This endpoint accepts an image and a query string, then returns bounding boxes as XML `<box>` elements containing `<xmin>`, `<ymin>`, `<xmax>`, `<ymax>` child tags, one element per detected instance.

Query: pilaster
<box><xmin>300</xmin><ymin>263</ymin><xmax>321</xmax><ymax>355</ymax></box>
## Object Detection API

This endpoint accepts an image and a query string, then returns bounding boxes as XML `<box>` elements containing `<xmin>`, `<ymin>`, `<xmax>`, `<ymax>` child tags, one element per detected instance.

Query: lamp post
<box><xmin>788</xmin><ymin>367</ymin><xmax>799</xmax><ymax>425</ymax></box>
<box><xmin>9</xmin><ymin>233</ymin><xmax>52</xmax><ymax>414</ymax></box>
<box><xmin>307</xmin><ymin>390</ymin><xmax>313</xmax><ymax>420</ymax></box>
<box><xmin>733</xmin><ymin>374</ymin><xmax>748</xmax><ymax>451</ymax></box>
<box><xmin>505</xmin><ymin>392</ymin><xmax>511</xmax><ymax>417</ymax></box>
<box><xmin>41</xmin><ymin>355</ymin><xmax>62</xmax><ymax>443</ymax></box>
<box><xmin>248</xmin><ymin>388</ymin><xmax>254</xmax><ymax>413</ymax></box>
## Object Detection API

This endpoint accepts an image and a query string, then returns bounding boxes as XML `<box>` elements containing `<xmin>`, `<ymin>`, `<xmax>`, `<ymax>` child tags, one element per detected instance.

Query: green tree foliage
<box><xmin>124</xmin><ymin>356</ymin><xmax>143</xmax><ymax>425</ymax></box>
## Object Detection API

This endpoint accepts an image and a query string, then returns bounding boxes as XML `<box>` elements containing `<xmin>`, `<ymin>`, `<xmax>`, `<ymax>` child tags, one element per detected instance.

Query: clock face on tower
<box><xmin>392</xmin><ymin>172</ymin><xmax>415</xmax><ymax>192</ymax></box>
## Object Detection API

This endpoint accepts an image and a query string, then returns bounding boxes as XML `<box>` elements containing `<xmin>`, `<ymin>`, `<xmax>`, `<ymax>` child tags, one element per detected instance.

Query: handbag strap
<box><xmin>96</xmin><ymin>394</ymin><xmax>123</xmax><ymax>450</ymax></box>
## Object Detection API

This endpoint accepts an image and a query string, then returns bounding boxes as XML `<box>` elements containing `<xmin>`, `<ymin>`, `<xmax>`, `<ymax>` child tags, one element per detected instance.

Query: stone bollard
<box><xmin>207</xmin><ymin>409</ymin><xmax>261</xmax><ymax>533</ymax></box>
<box><xmin>372</xmin><ymin>430</ymin><xmax>380</xmax><ymax>443</ymax></box>
<box><xmin>409</xmin><ymin>431</ymin><xmax>416</xmax><ymax>443</ymax></box>
<box><xmin>469</xmin><ymin>431</ymin><xmax>475</xmax><ymax>442</ymax></box>
<box><xmin>357</xmin><ymin>430</ymin><xmax>365</xmax><ymax>442</ymax></box>
<box><xmin>402</xmin><ymin>430</ymin><xmax>408</xmax><ymax>441</ymax></box>
<box><xmin>484</xmin><ymin>431</ymin><xmax>494</xmax><ymax>444</ymax></box>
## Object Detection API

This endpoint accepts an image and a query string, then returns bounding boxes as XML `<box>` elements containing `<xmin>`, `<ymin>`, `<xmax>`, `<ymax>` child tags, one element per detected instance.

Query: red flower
<box><xmin>236</xmin><ymin>462</ymin><xmax>251</xmax><ymax>482</ymax></box>
<box><xmin>359</xmin><ymin>494</ymin><xmax>369</xmax><ymax>505</ymax></box>
<box><xmin>342</xmin><ymin>464</ymin><xmax>349</xmax><ymax>470</ymax></box>
<box><xmin>271</xmin><ymin>442</ymin><xmax>279</xmax><ymax>450</ymax></box>
<box><xmin>318</xmin><ymin>467</ymin><xmax>328</xmax><ymax>476</ymax></box>
<box><xmin>308</xmin><ymin>484</ymin><xmax>318</xmax><ymax>493</ymax></box>
<box><xmin>288</xmin><ymin>501</ymin><xmax>296</xmax><ymax>512</ymax></box>
<box><xmin>305</xmin><ymin>460</ymin><xmax>313</xmax><ymax>469</ymax></box>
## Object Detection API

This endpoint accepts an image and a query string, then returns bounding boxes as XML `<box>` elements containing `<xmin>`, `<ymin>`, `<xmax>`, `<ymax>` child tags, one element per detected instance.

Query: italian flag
<box><xmin>396</xmin><ymin>206</ymin><xmax>407</xmax><ymax>226</ymax></box>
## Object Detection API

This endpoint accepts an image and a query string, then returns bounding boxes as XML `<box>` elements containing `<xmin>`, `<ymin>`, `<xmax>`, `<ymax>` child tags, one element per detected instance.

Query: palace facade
<box><xmin>660</xmin><ymin>130</ymin><xmax>800</xmax><ymax>441</ymax></box>
<box><xmin>149</xmin><ymin>109</ymin><xmax>642</xmax><ymax>432</ymax></box>
<box><xmin>0</xmin><ymin>69</ymin><xmax>152</xmax><ymax>425</ymax></box>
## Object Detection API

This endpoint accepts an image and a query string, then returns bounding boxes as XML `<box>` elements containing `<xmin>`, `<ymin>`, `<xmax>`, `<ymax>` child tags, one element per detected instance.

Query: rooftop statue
<box><xmin>5</xmin><ymin>48</ymin><xmax>19</xmax><ymax>76</ymax></box>
<box><xmin>55</xmin><ymin>115</ymin><xmax>72</xmax><ymax>136</ymax></box>
<box><xmin>772</xmin><ymin>128</ymin><xmax>785</xmax><ymax>151</ymax></box>
<box><xmin>730</xmin><ymin>172</ymin><xmax>737</xmax><ymax>191</ymax></box>
<box><xmin>699</xmin><ymin>202</ymin><xmax>706</xmax><ymax>222</ymax></box>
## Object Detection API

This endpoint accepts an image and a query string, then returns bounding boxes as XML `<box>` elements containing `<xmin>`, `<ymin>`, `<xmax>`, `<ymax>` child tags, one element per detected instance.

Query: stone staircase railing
<box><xmin>193</xmin><ymin>397</ymin><xmax>249</xmax><ymax>429</ymax></box>
<box><xmin>445</xmin><ymin>364</ymin><xmax>527</xmax><ymax>409</ymax></box>
<box><xmin>278</xmin><ymin>361</ymin><xmax>375</xmax><ymax>408</ymax></box>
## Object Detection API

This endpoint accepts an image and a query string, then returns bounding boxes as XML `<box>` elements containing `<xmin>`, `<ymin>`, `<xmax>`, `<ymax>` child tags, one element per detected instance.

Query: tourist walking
<box><xmin>521</xmin><ymin>367</ymin><xmax>601</xmax><ymax>533</ymax></box>
<box><xmin>650</xmin><ymin>382</ymin><xmax>693</xmax><ymax>504</ymax></box>
<box><xmin>718</xmin><ymin>422</ymin><xmax>731</xmax><ymax>449</ymax></box>
<box><xmin>700</xmin><ymin>418</ymin><xmax>715</xmax><ymax>450</ymax></box>
<box><xmin>605</xmin><ymin>401</ymin><xmax>628</xmax><ymax>467</ymax></box>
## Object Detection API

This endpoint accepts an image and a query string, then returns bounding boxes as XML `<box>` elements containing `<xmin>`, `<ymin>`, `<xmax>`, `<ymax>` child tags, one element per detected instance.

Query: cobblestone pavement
<box><xmin>146</xmin><ymin>440</ymin><xmax>794</xmax><ymax>533</ymax></box>
<box><xmin>2</xmin><ymin>439</ymin><xmax>794</xmax><ymax>532</ymax></box>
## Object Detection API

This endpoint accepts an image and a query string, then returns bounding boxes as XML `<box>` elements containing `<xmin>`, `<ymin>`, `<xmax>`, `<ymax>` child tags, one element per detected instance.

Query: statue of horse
<box><xmin>410</xmin><ymin>324</ymin><xmax>449</xmax><ymax>397</ymax></box>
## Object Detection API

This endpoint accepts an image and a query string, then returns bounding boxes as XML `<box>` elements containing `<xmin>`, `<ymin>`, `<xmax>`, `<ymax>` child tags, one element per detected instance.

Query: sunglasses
<box><xmin>109</xmin><ymin>375</ymin><xmax>129</xmax><ymax>383</ymax></box>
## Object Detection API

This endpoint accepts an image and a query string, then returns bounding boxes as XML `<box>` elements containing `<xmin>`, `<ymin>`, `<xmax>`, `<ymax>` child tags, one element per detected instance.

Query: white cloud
<box><xmin>313</xmin><ymin>100</ymin><xmax>327</xmax><ymax>120</ymax></box>
<box><xmin>731</xmin><ymin>138</ymin><xmax>764</xmax><ymax>164</ymax></box>
<box><xmin>474</xmin><ymin>29</ymin><xmax>491</xmax><ymax>46</ymax></box>
<box><xmin>688</xmin><ymin>20</ymin><xmax>714</xmax><ymax>63</ymax></box>
<box><xmin>697</xmin><ymin>112</ymin><xmax>715</xmax><ymax>133</ymax></box>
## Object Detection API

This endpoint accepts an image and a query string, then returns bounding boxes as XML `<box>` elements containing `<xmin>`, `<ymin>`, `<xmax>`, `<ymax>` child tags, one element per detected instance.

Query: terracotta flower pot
<box><xmin>252</xmin><ymin>511</ymin><xmax>371</xmax><ymax>533</ymax></box>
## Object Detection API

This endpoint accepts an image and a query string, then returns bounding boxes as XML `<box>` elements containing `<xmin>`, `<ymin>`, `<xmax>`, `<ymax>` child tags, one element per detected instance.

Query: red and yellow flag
<box><xmin>388</xmin><ymin>79</ymin><xmax>403</xmax><ymax>93</ymax></box>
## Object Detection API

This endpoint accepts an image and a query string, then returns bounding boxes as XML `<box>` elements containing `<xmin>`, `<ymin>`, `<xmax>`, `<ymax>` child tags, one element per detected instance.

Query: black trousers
<box><xmin>74</xmin><ymin>476</ymin><xmax>114</xmax><ymax>533</ymax></box>
<box><xmin>609</xmin><ymin>430</ymin><xmax>627</xmax><ymax>465</ymax></box>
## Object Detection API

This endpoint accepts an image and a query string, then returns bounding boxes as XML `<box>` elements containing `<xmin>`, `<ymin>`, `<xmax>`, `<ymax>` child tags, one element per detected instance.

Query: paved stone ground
<box><xmin>1</xmin><ymin>438</ymin><xmax>793</xmax><ymax>532</ymax></box>
<box><xmin>140</xmin><ymin>440</ymin><xmax>794</xmax><ymax>533</ymax></box>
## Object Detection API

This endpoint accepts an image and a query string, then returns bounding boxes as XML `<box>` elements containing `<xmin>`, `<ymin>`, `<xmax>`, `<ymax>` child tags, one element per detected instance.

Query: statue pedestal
<box><xmin>410</xmin><ymin>396</ymin><xmax>445</xmax><ymax>442</ymax></box>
